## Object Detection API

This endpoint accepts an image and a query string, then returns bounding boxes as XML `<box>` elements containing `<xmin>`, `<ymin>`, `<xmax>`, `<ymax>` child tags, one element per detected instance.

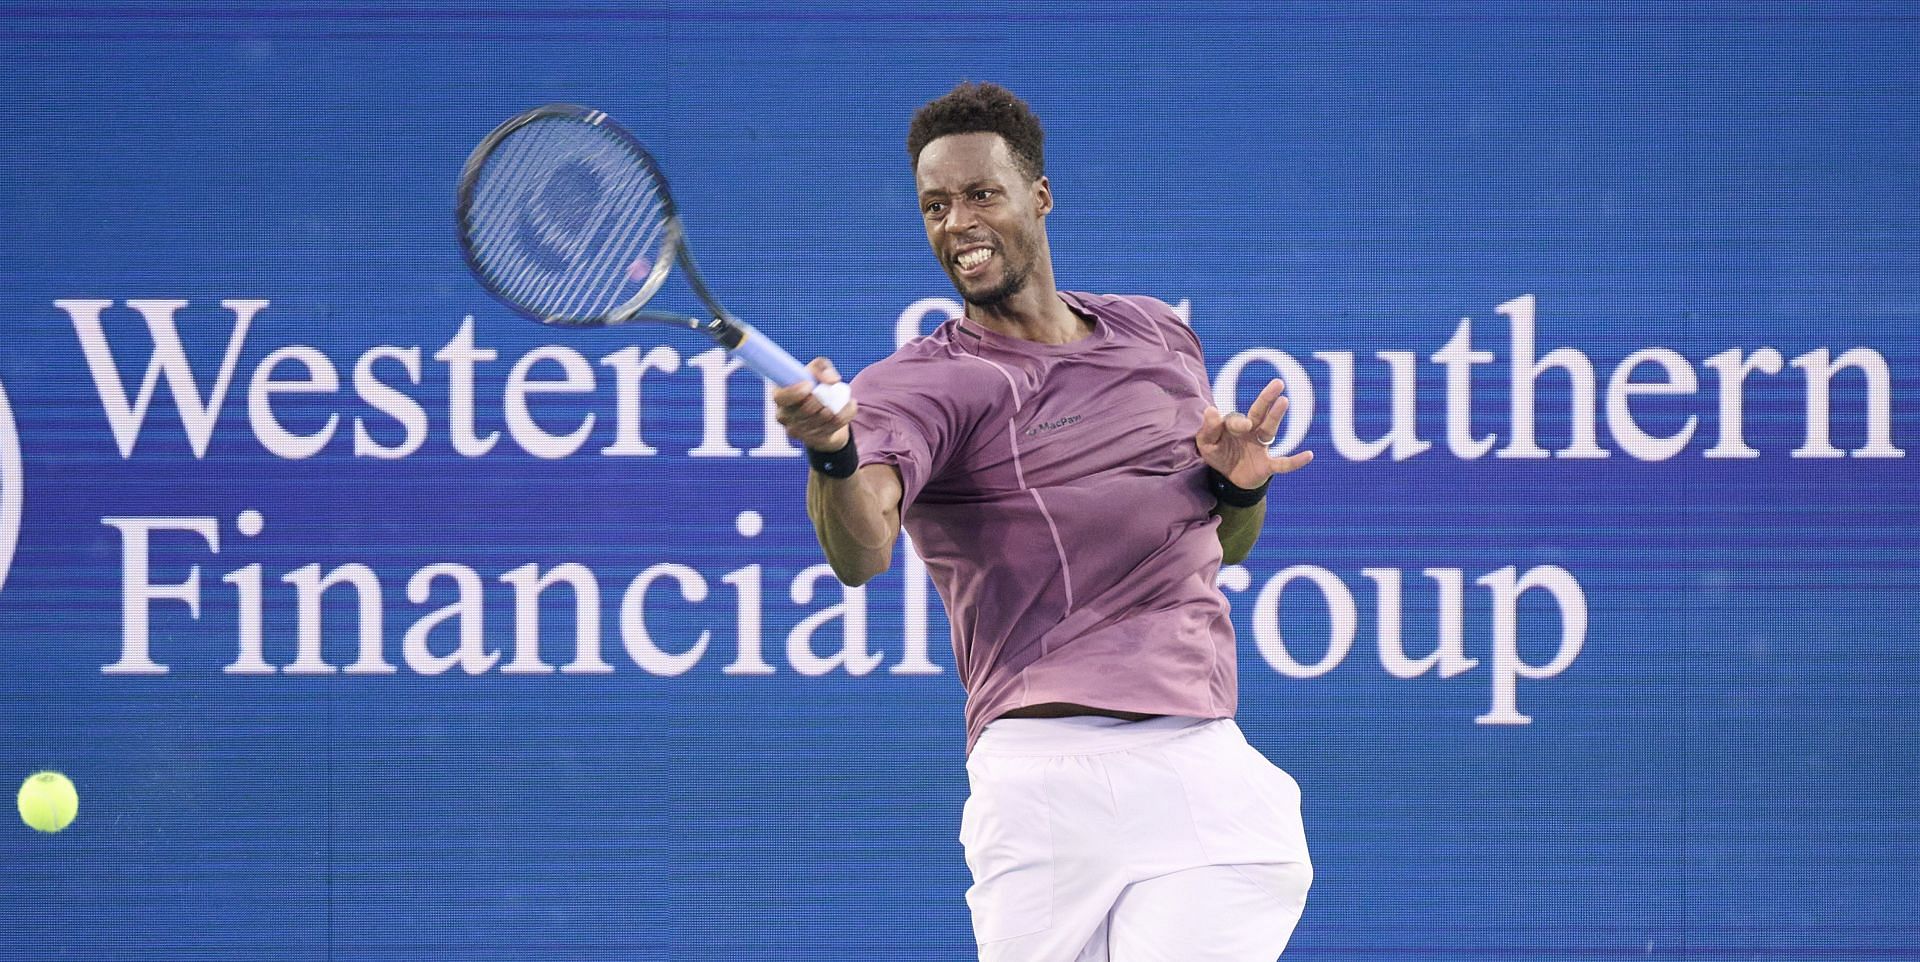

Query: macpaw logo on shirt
<box><xmin>1024</xmin><ymin>414</ymin><xmax>1082</xmax><ymax>437</ymax></box>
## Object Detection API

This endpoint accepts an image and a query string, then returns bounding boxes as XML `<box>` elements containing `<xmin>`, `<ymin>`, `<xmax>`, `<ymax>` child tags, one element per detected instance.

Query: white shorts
<box><xmin>960</xmin><ymin>715</ymin><xmax>1312</xmax><ymax>962</ymax></box>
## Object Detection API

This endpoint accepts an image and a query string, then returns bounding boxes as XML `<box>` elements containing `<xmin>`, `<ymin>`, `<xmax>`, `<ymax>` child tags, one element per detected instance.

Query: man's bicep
<box><xmin>860</xmin><ymin>462</ymin><xmax>905</xmax><ymax>524</ymax></box>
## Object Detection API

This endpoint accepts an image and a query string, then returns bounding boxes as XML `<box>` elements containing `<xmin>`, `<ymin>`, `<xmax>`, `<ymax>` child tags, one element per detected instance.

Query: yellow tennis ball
<box><xmin>17</xmin><ymin>771</ymin><xmax>78</xmax><ymax>834</ymax></box>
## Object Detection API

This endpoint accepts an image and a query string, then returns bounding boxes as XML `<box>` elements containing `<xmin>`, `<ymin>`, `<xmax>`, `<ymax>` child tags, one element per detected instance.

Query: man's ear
<box><xmin>1033</xmin><ymin>175</ymin><xmax>1054</xmax><ymax>217</ymax></box>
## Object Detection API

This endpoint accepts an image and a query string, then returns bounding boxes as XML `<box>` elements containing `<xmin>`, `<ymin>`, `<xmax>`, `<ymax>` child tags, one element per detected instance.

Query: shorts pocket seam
<box><xmin>962</xmin><ymin>761</ymin><xmax>1055</xmax><ymax>944</ymax></box>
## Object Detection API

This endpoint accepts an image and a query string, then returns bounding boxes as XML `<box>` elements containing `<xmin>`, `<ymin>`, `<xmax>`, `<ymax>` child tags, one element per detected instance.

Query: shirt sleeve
<box><xmin>1125</xmin><ymin>294</ymin><xmax>1215</xmax><ymax>399</ymax></box>
<box><xmin>848</xmin><ymin>355</ymin><xmax>953</xmax><ymax>512</ymax></box>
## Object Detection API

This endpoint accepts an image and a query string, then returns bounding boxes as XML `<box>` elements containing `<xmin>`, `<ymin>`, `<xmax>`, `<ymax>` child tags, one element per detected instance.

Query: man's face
<box><xmin>914</xmin><ymin>132</ymin><xmax>1051</xmax><ymax>309</ymax></box>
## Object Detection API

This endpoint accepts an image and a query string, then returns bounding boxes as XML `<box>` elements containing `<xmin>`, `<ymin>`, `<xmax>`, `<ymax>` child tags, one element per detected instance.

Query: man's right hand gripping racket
<box><xmin>455</xmin><ymin>104</ymin><xmax>850</xmax><ymax>413</ymax></box>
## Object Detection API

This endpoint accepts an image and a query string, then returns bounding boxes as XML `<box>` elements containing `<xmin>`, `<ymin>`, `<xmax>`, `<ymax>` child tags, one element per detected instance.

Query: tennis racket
<box><xmin>455</xmin><ymin>103</ymin><xmax>850</xmax><ymax>412</ymax></box>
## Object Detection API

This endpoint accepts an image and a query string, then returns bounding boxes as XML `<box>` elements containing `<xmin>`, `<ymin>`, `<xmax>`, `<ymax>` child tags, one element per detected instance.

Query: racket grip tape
<box><xmin>728</xmin><ymin>321</ymin><xmax>851</xmax><ymax>414</ymax></box>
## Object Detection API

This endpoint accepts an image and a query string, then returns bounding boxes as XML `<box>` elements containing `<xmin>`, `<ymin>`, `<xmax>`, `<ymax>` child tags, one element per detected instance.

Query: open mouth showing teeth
<box><xmin>956</xmin><ymin>249</ymin><xmax>992</xmax><ymax>271</ymax></box>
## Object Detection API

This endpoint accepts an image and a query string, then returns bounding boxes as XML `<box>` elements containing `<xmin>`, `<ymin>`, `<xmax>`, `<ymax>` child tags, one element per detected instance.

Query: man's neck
<box><xmin>967</xmin><ymin>280</ymin><xmax>1090</xmax><ymax>346</ymax></box>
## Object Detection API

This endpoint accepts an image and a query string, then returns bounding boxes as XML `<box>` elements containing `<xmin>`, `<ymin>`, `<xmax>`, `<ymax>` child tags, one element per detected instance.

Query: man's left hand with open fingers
<box><xmin>1196</xmin><ymin>376</ymin><xmax>1314</xmax><ymax>488</ymax></box>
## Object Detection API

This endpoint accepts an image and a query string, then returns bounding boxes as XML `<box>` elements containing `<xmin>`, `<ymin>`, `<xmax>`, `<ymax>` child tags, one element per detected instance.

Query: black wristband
<box><xmin>1207</xmin><ymin>467</ymin><xmax>1270</xmax><ymax>508</ymax></box>
<box><xmin>807</xmin><ymin>430</ymin><xmax>858</xmax><ymax>479</ymax></box>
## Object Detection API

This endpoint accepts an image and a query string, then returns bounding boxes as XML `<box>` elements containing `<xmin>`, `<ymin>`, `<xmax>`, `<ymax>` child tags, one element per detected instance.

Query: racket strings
<box><xmin>563</xmin><ymin>166</ymin><xmax>669</xmax><ymax>319</ymax></box>
<box><xmin>464</xmin><ymin>115</ymin><xmax>673</xmax><ymax>323</ymax></box>
<box><xmin>500</xmin><ymin>126</ymin><xmax>660</xmax><ymax>317</ymax></box>
<box><xmin>470</xmin><ymin>120</ymin><xmax>585</xmax><ymax>295</ymax></box>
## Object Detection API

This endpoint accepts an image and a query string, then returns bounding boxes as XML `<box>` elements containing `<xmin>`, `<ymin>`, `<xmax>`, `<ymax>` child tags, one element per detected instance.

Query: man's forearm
<box><xmin>807</xmin><ymin>463</ymin><xmax>903</xmax><ymax>586</ymax></box>
<box><xmin>1213</xmin><ymin>498</ymin><xmax>1267</xmax><ymax>566</ymax></box>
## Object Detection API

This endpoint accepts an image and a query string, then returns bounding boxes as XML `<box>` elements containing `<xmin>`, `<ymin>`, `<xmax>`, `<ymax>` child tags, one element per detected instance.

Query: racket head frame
<box><xmin>455</xmin><ymin>103</ymin><xmax>732</xmax><ymax>335</ymax></box>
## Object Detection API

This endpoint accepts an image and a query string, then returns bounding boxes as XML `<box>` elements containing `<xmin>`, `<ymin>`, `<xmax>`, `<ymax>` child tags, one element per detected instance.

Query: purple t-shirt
<box><xmin>851</xmin><ymin>291</ymin><xmax>1237</xmax><ymax>751</ymax></box>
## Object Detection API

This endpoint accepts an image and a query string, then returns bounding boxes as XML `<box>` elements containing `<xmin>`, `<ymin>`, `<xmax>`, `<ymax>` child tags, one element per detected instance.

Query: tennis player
<box><xmin>774</xmin><ymin>82</ymin><xmax>1313</xmax><ymax>961</ymax></box>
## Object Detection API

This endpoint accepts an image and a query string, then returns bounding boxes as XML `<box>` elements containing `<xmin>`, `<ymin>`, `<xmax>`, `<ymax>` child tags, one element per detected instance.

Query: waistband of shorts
<box><xmin>970</xmin><ymin>714</ymin><xmax>1230</xmax><ymax>757</ymax></box>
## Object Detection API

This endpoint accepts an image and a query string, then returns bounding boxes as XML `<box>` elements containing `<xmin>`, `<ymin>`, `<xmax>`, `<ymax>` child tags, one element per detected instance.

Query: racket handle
<box><xmin>729</xmin><ymin>321</ymin><xmax>851</xmax><ymax>414</ymax></box>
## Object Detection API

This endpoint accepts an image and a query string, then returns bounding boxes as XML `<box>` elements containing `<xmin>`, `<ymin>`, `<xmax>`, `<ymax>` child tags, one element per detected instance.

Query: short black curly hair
<box><xmin>907</xmin><ymin>81</ymin><xmax>1045</xmax><ymax>182</ymax></box>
